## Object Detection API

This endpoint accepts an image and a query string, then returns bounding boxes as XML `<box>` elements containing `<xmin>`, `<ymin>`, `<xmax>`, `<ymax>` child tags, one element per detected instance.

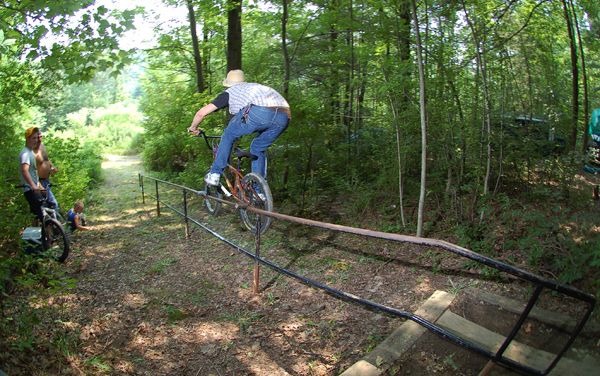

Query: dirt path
<box><xmin>5</xmin><ymin>155</ymin><xmax>598</xmax><ymax>375</ymax></box>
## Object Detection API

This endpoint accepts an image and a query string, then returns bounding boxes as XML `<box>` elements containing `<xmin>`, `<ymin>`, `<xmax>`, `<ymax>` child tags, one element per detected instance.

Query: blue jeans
<box><xmin>210</xmin><ymin>105</ymin><xmax>289</xmax><ymax>178</ymax></box>
<box><xmin>39</xmin><ymin>178</ymin><xmax>58</xmax><ymax>209</ymax></box>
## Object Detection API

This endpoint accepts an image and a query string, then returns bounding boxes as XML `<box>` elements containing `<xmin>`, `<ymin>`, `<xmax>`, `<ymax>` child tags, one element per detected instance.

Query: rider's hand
<box><xmin>189</xmin><ymin>104</ymin><xmax>216</xmax><ymax>135</ymax></box>
<box><xmin>188</xmin><ymin>123</ymin><xmax>200</xmax><ymax>135</ymax></box>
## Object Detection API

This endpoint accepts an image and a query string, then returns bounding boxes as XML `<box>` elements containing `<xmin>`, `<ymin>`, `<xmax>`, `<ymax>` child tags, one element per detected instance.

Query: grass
<box><xmin>446</xmin><ymin>278</ymin><xmax>466</xmax><ymax>295</ymax></box>
<box><xmin>221</xmin><ymin>309</ymin><xmax>262</xmax><ymax>334</ymax></box>
<box><xmin>364</xmin><ymin>334</ymin><xmax>385</xmax><ymax>353</ymax></box>
<box><xmin>163</xmin><ymin>304</ymin><xmax>190</xmax><ymax>322</ymax></box>
<box><xmin>145</xmin><ymin>257</ymin><xmax>178</xmax><ymax>274</ymax></box>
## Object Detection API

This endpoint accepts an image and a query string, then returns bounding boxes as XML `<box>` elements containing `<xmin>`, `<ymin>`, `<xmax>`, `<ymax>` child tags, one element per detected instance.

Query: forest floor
<box><xmin>2</xmin><ymin>155</ymin><xmax>600</xmax><ymax>375</ymax></box>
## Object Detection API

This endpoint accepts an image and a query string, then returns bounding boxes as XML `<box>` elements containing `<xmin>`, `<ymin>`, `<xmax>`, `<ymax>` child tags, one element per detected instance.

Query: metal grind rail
<box><xmin>139</xmin><ymin>173</ymin><xmax>596</xmax><ymax>376</ymax></box>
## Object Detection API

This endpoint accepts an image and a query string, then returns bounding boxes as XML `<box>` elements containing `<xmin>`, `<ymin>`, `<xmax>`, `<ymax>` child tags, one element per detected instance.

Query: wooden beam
<box><xmin>465</xmin><ymin>288</ymin><xmax>599</xmax><ymax>338</ymax></box>
<box><xmin>436</xmin><ymin>310</ymin><xmax>599</xmax><ymax>375</ymax></box>
<box><xmin>341</xmin><ymin>290</ymin><xmax>456</xmax><ymax>376</ymax></box>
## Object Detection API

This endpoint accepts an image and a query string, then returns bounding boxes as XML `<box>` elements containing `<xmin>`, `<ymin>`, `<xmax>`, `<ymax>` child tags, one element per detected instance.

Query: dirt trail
<box><xmin>5</xmin><ymin>155</ymin><xmax>598</xmax><ymax>375</ymax></box>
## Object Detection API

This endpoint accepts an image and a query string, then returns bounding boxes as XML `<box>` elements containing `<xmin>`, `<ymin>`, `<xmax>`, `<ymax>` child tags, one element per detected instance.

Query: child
<box><xmin>67</xmin><ymin>201</ymin><xmax>93</xmax><ymax>232</ymax></box>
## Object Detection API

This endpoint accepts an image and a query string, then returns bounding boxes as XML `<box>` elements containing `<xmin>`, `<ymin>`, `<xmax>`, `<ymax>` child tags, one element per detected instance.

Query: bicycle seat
<box><xmin>234</xmin><ymin>147</ymin><xmax>254</xmax><ymax>160</ymax></box>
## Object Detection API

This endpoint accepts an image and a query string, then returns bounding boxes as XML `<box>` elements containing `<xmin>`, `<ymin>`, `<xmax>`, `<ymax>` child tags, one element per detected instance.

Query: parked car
<box><xmin>587</xmin><ymin>109</ymin><xmax>600</xmax><ymax>165</ymax></box>
<box><xmin>504</xmin><ymin>116</ymin><xmax>566</xmax><ymax>156</ymax></box>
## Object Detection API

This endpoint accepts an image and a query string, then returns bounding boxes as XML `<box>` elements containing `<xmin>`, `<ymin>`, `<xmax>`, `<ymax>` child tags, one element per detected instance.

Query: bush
<box><xmin>39</xmin><ymin>135</ymin><xmax>102</xmax><ymax>213</ymax></box>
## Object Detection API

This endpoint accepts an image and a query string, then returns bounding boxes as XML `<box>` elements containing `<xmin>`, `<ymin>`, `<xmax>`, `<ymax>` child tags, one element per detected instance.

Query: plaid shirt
<box><xmin>211</xmin><ymin>83</ymin><xmax>289</xmax><ymax>115</ymax></box>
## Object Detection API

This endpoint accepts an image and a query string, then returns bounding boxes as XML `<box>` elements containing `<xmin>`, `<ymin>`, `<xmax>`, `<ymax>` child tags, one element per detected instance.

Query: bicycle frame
<box><xmin>198</xmin><ymin>132</ymin><xmax>259</xmax><ymax>205</ymax></box>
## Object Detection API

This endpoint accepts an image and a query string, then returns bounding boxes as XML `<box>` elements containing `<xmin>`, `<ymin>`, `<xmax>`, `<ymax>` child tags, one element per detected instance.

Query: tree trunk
<box><xmin>227</xmin><ymin>0</ymin><xmax>243</xmax><ymax>71</ymax></box>
<box><xmin>411</xmin><ymin>0</ymin><xmax>427</xmax><ymax>238</ymax></box>
<box><xmin>187</xmin><ymin>0</ymin><xmax>205</xmax><ymax>93</ymax></box>
<box><xmin>390</xmin><ymin>1</ymin><xmax>412</xmax><ymax>228</ymax></box>
<box><xmin>562</xmin><ymin>0</ymin><xmax>579</xmax><ymax>151</ymax></box>
<box><xmin>282</xmin><ymin>0</ymin><xmax>290</xmax><ymax>96</ymax></box>
<box><xmin>570</xmin><ymin>0</ymin><xmax>588</xmax><ymax>154</ymax></box>
<box><xmin>203</xmin><ymin>27</ymin><xmax>211</xmax><ymax>94</ymax></box>
<box><xmin>461</xmin><ymin>0</ymin><xmax>492</xmax><ymax>198</ymax></box>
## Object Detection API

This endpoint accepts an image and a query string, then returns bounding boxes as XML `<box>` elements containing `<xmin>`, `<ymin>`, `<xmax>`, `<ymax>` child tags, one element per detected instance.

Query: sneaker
<box><xmin>256</xmin><ymin>193</ymin><xmax>266</xmax><ymax>201</ymax></box>
<box><xmin>204</xmin><ymin>172</ymin><xmax>221</xmax><ymax>186</ymax></box>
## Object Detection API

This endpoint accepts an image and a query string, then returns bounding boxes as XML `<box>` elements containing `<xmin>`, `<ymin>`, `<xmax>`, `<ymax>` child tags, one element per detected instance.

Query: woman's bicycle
<box><xmin>192</xmin><ymin>130</ymin><xmax>273</xmax><ymax>234</ymax></box>
<box><xmin>15</xmin><ymin>184</ymin><xmax>70</xmax><ymax>262</ymax></box>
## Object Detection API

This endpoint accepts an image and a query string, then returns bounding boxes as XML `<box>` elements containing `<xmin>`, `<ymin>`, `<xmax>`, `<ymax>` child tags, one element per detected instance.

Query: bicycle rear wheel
<box><xmin>43</xmin><ymin>218</ymin><xmax>70</xmax><ymax>262</ymax></box>
<box><xmin>238</xmin><ymin>173</ymin><xmax>273</xmax><ymax>235</ymax></box>
<box><xmin>203</xmin><ymin>180</ymin><xmax>222</xmax><ymax>216</ymax></box>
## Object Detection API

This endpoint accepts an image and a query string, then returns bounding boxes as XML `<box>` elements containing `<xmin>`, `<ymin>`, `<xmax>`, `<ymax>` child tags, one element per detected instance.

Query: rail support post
<box><xmin>478</xmin><ymin>360</ymin><xmax>496</xmax><ymax>376</ymax></box>
<box><xmin>139</xmin><ymin>173</ymin><xmax>145</xmax><ymax>204</ymax></box>
<box><xmin>155</xmin><ymin>180</ymin><xmax>160</xmax><ymax>216</ymax></box>
<box><xmin>183</xmin><ymin>189</ymin><xmax>190</xmax><ymax>239</ymax></box>
<box><xmin>253</xmin><ymin>215</ymin><xmax>261</xmax><ymax>294</ymax></box>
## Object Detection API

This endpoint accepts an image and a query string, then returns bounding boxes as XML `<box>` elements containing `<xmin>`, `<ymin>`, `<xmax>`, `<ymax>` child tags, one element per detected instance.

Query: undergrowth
<box><xmin>1</xmin><ymin>254</ymin><xmax>78</xmax><ymax>359</ymax></box>
<box><xmin>451</xmin><ymin>191</ymin><xmax>600</xmax><ymax>297</ymax></box>
<box><xmin>336</xmin><ymin>168</ymin><xmax>600</xmax><ymax>298</ymax></box>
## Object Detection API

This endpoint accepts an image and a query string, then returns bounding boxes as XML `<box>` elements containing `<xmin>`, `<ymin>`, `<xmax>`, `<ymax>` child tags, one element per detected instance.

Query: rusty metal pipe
<box><xmin>243</xmin><ymin>206</ymin><xmax>595</xmax><ymax>303</ymax></box>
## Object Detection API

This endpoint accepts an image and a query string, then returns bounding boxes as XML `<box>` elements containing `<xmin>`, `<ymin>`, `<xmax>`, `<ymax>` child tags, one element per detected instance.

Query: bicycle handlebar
<box><xmin>14</xmin><ymin>183</ymin><xmax>58</xmax><ymax>191</ymax></box>
<box><xmin>188</xmin><ymin>129</ymin><xmax>221</xmax><ymax>151</ymax></box>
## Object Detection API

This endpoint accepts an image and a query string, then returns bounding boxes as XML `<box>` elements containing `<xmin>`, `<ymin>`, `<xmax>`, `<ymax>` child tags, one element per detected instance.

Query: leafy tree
<box><xmin>1</xmin><ymin>0</ymin><xmax>139</xmax><ymax>83</ymax></box>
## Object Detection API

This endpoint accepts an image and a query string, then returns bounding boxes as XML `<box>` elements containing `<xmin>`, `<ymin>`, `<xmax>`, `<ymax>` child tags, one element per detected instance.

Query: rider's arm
<box><xmin>20</xmin><ymin>163</ymin><xmax>41</xmax><ymax>194</ymax></box>
<box><xmin>189</xmin><ymin>103</ymin><xmax>219</xmax><ymax>134</ymax></box>
<box><xmin>210</xmin><ymin>91</ymin><xmax>229</xmax><ymax>109</ymax></box>
<box><xmin>74</xmin><ymin>215</ymin><xmax>93</xmax><ymax>231</ymax></box>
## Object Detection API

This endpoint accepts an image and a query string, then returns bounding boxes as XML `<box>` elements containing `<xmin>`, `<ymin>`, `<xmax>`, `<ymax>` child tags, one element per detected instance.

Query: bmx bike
<box><xmin>15</xmin><ymin>184</ymin><xmax>70</xmax><ymax>262</ymax></box>
<box><xmin>192</xmin><ymin>130</ymin><xmax>273</xmax><ymax>235</ymax></box>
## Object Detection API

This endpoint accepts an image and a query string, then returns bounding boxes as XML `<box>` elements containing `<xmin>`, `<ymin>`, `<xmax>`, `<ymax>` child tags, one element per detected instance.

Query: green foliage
<box><xmin>137</xmin><ymin>54</ymin><xmax>216</xmax><ymax>179</ymax></box>
<box><xmin>451</xmin><ymin>192</ymin><xmax>600</xmax><ymax>294</ymax></box>
<box><xmin>41</xmin><ymin>66</ymin><xmax>143</xmax><ymax>130</ymax></box>
<box><xmin>221</xmin><ymin>309</ymin><xmax>262</xmax><ymax>334</ymax></box>
<box><xmin>2</xmin><ymin>0</ymin><xmax>140</xmax><ymax>83</ymax></box>
<box><xmin>45</xmin><ymin>101</ymin><xmax>144</xmax><ymax>157</ymax></box>
<box><xmin>0</xmin><ymin>58</ymin><xmax>42</xmax><ymax>116</ymax></box>
<box><xmin>122</xmin><ymin>132</ymin><xmax>146</xmax><ymax>156</ymax></box>
<box><xmin>0</xmin><ymin>253</ymin><xmax>76</xmax><ymax>353</ymax></box>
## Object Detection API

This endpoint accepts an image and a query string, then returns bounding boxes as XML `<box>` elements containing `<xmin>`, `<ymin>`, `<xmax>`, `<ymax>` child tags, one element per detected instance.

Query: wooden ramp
<box><xmin>341</xmin><ymin>290</ymin><xmax>599</xmax><ymax>376</ymax></box>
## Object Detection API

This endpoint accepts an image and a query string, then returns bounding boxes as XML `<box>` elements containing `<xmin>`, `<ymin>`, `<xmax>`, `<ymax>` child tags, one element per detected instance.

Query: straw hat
<box><xmin>222</xmin><ymin>70</ymin><xmax>246</xmax><ymax>87</ymax></box>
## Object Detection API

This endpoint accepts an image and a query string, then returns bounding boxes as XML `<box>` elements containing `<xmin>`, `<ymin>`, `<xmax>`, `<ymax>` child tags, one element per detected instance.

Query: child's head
<box><xmin>74</xmin><ymin>201</ymin><xmax>85</xmax><ymax>214</ymax></box>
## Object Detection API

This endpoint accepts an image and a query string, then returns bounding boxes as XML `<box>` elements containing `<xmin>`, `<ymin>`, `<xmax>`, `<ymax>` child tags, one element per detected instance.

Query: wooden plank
<box><xmin>341</xmin><ymin>290</ymin><xmax>456</xmax><ymax>376</ymax></box>
<box><xmin>465</xmin><ymin>287</ymin><xmax>600</xmax><ymax>337</ymax></box>
<box><xmin>436</xmin><ymin>310</ymin><xmax>599</xmax><ymax>376</ymax></box>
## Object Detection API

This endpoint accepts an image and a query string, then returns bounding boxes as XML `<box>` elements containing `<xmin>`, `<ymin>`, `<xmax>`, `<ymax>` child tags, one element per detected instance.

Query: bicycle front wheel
<box><xmin>238</xmin><ymin>173</ymin><xmax>273</xmax><ymax>235</ymax></box>
<box><xmin>54</xmin><ymin>209</ymin><xmax>72</xmax><ymax>244</ymax></box>
<box><xmin>43</xmin><ymin>218</ymin><xmax>70</xmax><ymax>262</ymax></box>
<box><xmin>203</xmin><ymin>181</ymin><xmax>223</xmax><ymax>216</ymax></box>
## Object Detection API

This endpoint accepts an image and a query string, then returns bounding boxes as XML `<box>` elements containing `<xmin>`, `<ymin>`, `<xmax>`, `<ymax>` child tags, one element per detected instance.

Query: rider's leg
<box><xmin>39</xmin><ymin>178</ymin><xmax>58</xmax><ymax>209</ymax></box>
<box><xmin>209</xmin><ymin>108</ymin><xmax>254</xmax><ymax>176</ymax></box>
<box><xmin>249</xmin><ymin>110</ymin><xmax>289</xmax><ymax>178</ymax></box>
<box><xmin>23</xmin><ymin>190</ymin><xmax>44</xmax><ymax>227</ymax></box>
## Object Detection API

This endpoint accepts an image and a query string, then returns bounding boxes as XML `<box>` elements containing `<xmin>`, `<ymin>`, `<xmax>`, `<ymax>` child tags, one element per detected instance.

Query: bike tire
<box><xmin>43</xmin><ymin>218</ymin><xmax>70</xmax><ymax>262</ymax></box>
<box><xmin>54</xmin><ymin>209</ymin><xmax>72</xmax><ymax>244</ymax></box>
<box><xmin>203</xmin><ymin>180</ymin><xmax>222</xmax><ymax>216</ymax></box>
<box><xmin>238</xmin><ymin>173</ymin><xmax>273</xmax><ymax>235</ymax></box>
